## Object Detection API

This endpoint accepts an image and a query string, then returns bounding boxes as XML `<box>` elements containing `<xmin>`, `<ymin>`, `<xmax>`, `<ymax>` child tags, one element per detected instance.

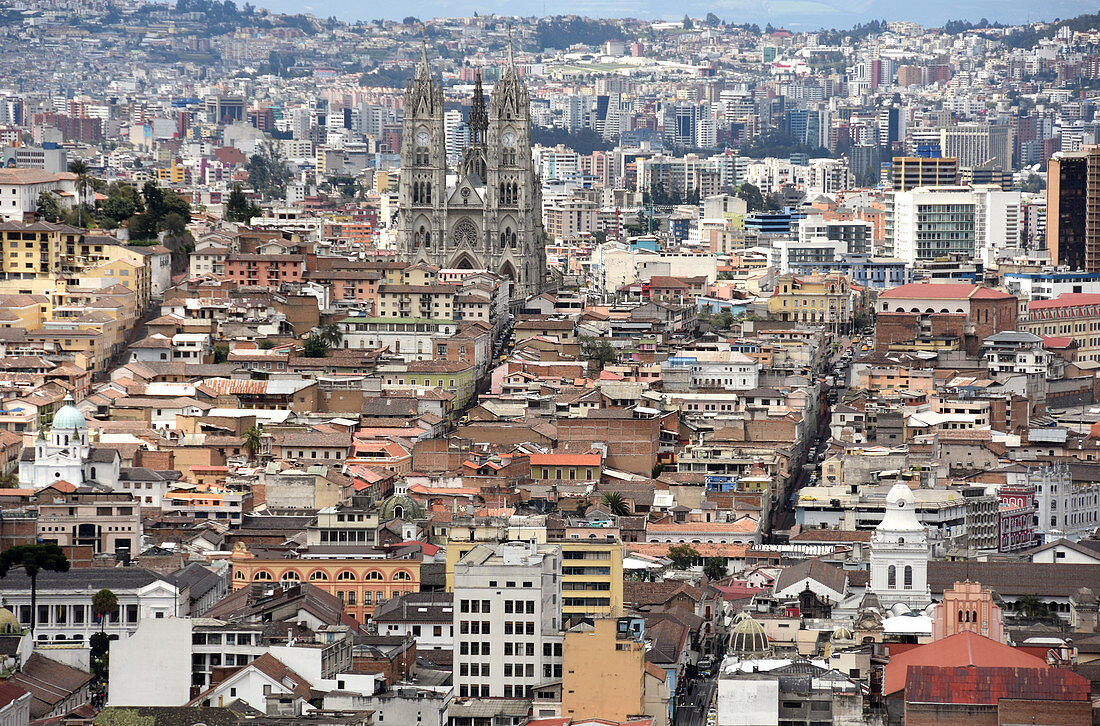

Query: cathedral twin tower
<box><xmin>397</xmin><ymin>46</ymin><xmax>548</xmax><ymax>298</ymax></box>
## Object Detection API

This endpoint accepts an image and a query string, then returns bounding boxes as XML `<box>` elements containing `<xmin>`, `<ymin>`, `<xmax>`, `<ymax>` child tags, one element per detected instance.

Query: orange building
<box><xmin>229</xmin><ymin>542</ymin><xmax>421</xmax><ymax>623</ymax></box>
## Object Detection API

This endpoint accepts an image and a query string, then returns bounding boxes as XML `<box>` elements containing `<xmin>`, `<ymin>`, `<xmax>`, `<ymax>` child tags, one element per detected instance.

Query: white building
<box><xmin>1</xmin><ymin>567</ymin><xmax>181</xmax><ymax>648</ymax></box>
<box><xmin>0</xmin><ymin>168</ymin><xmax>80</xmax><ymax>221</ymax></box>
<box><xmin>371</xmin><ymin>592</ymin><xmax>454</xmax><ymax>652</ymax></box>
<box><xmin>1008</xmin><ymin>463</ymin><xmax>1100</xmax><ymax>543</ymax></box>
<box><xmin>452</xmin><ymin>541</ymin><xmax>563</xmax><ymax>699</ymax></box>
<box><xmin>18</xmin><ymin>395</ymin><xmax>121</xmax><ymax>490</ymax></box>
<box><xmin>888</xmin><ymin>186</ymin><xmax>977</xmax><ymax>264</ymax></box>
<box><xmin>868</xmin><ymin>483</ymin><xmax>931</xmax><ymax>610</ymax></box>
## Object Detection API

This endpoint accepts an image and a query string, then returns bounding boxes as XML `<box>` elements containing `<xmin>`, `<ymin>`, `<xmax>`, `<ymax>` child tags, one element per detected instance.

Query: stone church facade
<box><xmin>397</xmin><ymin>48</ymin><xmax>547</xmax><ymax>298</ymax></box>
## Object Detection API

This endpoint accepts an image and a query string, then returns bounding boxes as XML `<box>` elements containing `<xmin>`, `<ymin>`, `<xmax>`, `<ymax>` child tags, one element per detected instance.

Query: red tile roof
<box><xmin>904</xmin><ymin>665</ymin><xmax>1089</xmax><ymax>705</ymax></box>
<box><xmin>884</xmin><ymin>631</ymin><xmax>1048</xmax><ymax>695</ymax></box>
<box><xmin>879</xmin><ymin>283</ymin><xmax>1013</xmax><ymax>300</ymax></box>
<box><xmin>1029</xmin><ymin>293</ymin><xmax>1100</xmax><ymax>310</ymax></box>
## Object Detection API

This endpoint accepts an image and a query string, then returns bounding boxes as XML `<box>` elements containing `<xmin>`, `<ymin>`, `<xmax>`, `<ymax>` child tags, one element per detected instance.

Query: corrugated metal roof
<box><xmin>905</xmin><ymin>665</ymin><xmax>1089</xmax><ymax>705</ymax></box>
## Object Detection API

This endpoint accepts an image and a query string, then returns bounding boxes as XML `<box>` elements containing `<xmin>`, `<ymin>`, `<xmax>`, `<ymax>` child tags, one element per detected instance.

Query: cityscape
<box><xmin>0</xmin><ymin>3</ymin><xmax>1098</xmax><ymax>726</ymax></box>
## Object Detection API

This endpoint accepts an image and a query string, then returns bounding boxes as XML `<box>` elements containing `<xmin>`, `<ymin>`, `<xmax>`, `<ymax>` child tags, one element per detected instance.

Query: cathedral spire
<box><xmin>468</xmin><ymin>68</ymin><xmax>488</xmax><ymax>146</ymax></box>
<box><xmin>507</xmin><ymin>25</ymin><xmax>516</xmax><ymax>73</ymax></box>
<box><xmin>417</xmin><ymin>38</ymin><xmax>431</xmax><ymax>79</ymax></box>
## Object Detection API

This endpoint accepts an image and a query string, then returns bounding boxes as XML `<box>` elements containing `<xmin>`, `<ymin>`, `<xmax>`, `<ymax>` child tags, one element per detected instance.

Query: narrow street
<box><xmin>676</xmin><ymin>676</ymin><xmax>717</xmax><ymax>726</ymax></box>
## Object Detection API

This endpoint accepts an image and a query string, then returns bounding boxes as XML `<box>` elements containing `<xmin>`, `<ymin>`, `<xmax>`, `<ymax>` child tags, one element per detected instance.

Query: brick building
<box><xmin>556</xmin><ymin>409</ymin><xmax>662</xmax><ymax>476</ymax></box>
<box><xmin>223</xmin><ymin>254</ymin><xmax>306</xmax><ymax>286</ymax></box>
<box><xmin>903</xmin><ymin>665</ymin><xmax>1090</xmax><ymax>726</ymax></box>
<box><xmin>876</xmin><ymin>282</ymin><xmax>1018</xmax><ymax>355</ymax></box>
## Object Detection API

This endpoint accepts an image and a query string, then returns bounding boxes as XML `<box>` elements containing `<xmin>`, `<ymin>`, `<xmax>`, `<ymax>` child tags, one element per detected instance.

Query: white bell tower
<box><xmin>869</xmin><ymin>483</ymin><xmax>931</xmax><ymax>610</ymax></box>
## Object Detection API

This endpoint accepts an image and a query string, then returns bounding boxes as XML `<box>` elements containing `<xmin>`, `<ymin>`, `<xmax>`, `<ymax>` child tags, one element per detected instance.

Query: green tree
<box><xmin>128</xmin><ymin>212</ymin><xmax>159</xmax><ymax>241</ymax></box>
<box><xmin>90</xmin><ymin>631</ymin><xmax>110</xmax><ymax>693</ymax></box>
<box><xmin>667</xmin><ymin>544</ymin><xmax>701</xmax><ymax>570</ymax></box>
<box><xmin>212</xmin><ymin>344</ymin><xmax>229</xmax><ymax>363</ymax></box>
<box><xmin>0</xmin><ymin>471</ymin><xmax>17</xmax><ymax>488</ymax></box>
<box><xmin>0</xmin><ymin>544</ymin><xmax>71</xmax><ymax>633</ymax></box>
<box><xmin>712</xmin><ymin>310</ymin><xmax>735</xmax><ymax>330</ymax></box>
<box><xmin>225</xmin><ymin>183</ymin><xmax>261</xmax><ymax>222</ymax></box>
<box><xmin>94</xmin><ymin>708</ymin><xmax>156</xmax><ymax>726</ymax></box>
<box><xmin>1014</xmin><ymin>594</ymin><xmax>1051</xmax><ymax>620</ymax></box>
<box><xmin>36</xmin><ymin>192</ymin><xmax>63</xmax><ymax>222</ymax></box>
<box><xmin>100</xmin><ymin>182</ymin><xmax>143</xmax><ymax>227</ymax></box>
<box><xmin>303</xmin><ymin>332</ymin><xmax>330</xmax><ymax>358</ymax></box>
<box><xmin>320</xmin><ymin>323</ymin><xmax>343</xmax><ymax>349</ymax></box>
<box><xmin>141</xmin><ymin>182</ymin><xmax>165</xmax><ymax>218</ymax></box>
<box><xmin>737</xmin><ymin>183</ymin><xmax>764</xmax><ymax>212</ymax></box>
<box><xmin>68</xmin><ymin>159</ymin><xmax>96</xmax><ymax>227</ymax></box>
<box><xmin>92</xmin><ymin>588</ymin><xmax>118</xmax><ymax>632</ymax></box>
<box><xmin>247</xmin><ymin>140</ymin><xmax>292</xmax><ymax>200</ymax></box>
<box><xmin>163</xmin><ymin>212</ymin><xmax>186</xmax><ymax>237</ymax></box>
<box><xmin>704</xmin><ymin>557</ymin><xmax>727</xmax><ymax>581</ymax></box>
<box><xmin>242</xmin><ymin>425</ymin><xmax>264</xmax><ymax>462</ymax></box>
<box><xmin>581</xmin><ymin>336</ymin><xmax>617</xmax><ymax>369</ymax></box>
<box><xmin>600</xmin><ymin>491</ymin><xmax>630</xmax><ymax>516</ymax></box>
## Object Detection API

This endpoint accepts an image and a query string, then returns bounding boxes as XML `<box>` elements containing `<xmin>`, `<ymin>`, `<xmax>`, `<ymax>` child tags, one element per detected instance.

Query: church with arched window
<box><xmin>18</xmin><ymin>394</ymin><xmax>120</xmax><ymax>490</ymax></box>
<box><xmin>869</xmin><ymin>483</ymin><xmax>932</xmax><ymax>610</ymax></box>
<box><xmin>396</xmin><ymin>44</ymin><xmax>547</xmax><ymax>299</ymax></box>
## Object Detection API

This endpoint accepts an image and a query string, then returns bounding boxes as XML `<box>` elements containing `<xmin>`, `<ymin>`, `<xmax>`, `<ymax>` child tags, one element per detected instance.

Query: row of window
<box><xmin>241</xmin><ymin>569</ymin><xmax>413</xmax><ymax>582</ymax></box>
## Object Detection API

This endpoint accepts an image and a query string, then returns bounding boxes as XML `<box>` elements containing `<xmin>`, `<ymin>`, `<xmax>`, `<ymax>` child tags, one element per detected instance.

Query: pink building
<box><xmin>224</xmin><ymin>254</ymin><xmax>305</xmax><ymax>286</ymax></box>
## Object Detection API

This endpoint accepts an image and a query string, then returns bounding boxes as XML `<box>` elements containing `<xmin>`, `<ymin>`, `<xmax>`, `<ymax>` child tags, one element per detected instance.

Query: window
<box><xmin>887</xmin><ymin>565</ymin><xmax>896</xmax><ymax>589</ymax></box>
<box><xmin>903</xmin><ymin>565</ymin><xmax>913</xmax><ymax>589</ymax></box>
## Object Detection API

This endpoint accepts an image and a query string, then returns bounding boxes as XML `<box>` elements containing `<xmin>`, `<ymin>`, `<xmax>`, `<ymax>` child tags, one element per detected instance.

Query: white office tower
<box><xmin>452</xmin><ymin>541</ymin><xmax>563</xmax><ymax>699</ymax></box>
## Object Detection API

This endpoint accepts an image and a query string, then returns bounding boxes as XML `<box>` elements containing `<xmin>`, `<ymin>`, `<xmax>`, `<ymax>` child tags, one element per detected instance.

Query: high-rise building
<box><xmin>452</xmin><ymin>541</ymin><xmax>563</xmax><ymax>700</ymax></box>
<box><xmin>940</xmin><ymin>123</ymin><xmax>1014</xmax><ymax>171</ymax></box>
<box><xmin>1048</xmin><ymin>146</ymin><xmax>1100</xmax><ymax>271</ymax></box>
<box><xmin>888</xmin><ymin>186</ymin><xmax>978</xmax><ymax>263</ymax></box>
<box><xmin>890</xmin><ymin>155</ymin><xmax>958</xmax><ymax>191</ymax></box>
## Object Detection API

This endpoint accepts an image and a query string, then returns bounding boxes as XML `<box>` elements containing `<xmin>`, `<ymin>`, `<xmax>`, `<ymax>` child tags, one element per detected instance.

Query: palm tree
<box><xmin>242</xmin><ymin>425</ymin><xmax>264</xmax><ymax>462</ymax></box>
<box><xmin>92</xmin><ymin>588</ymin><xmax>118</xmax><ymax>633</ymax></box>
<box><xmin>0</xmin><ymin>544</ymin><xmax>71</xmax><ymax>634</ymax></box>
<box><xmin>600</xmin><ymin>491</ymin><xmax>630</xmax><ymax>516</ymax></box>
<box><xmin>320</xmin><ymin>323</ymin><xmax>343</xmax><ymax>348</ymax></box>
<box><xmin>68</xmin><ymin>159</ymin><xmax>94</xmax><ymax>227</ymax></box>
<box><xmin>0</xmin><ymin>471</ymin><xmax>18</xmax><ymax>488</ymax></box>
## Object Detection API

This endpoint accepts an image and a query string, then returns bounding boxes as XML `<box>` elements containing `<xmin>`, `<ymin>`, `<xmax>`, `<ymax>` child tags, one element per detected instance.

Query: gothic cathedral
<box><xmin>397</xmin><ymin>47</ymin><xmax>547</xmax><ymax>298</ymax></box>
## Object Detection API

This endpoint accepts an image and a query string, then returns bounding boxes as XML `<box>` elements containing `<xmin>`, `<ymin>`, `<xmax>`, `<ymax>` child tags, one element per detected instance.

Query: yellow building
<box><xmin>444</xmin><ymin>536</ymin><xmax>623</xmax><ymax>623</ymax></box>
<box><xmin>375</xmin><ymin>283</ymin><xmax>455</xmax><ymax>319</ymax></box>
<box><xmin>0</xmin><ymin>294</ymin><xmax>50</xmax><ymax>329</ymax></box>
<box><xmin>767</xmin><ymin>273</ymin><xmax>852</xmax><ymax>325</ymax></box>
<box><xmin>21</xmin><ymin>328</ymin><xmax>108</xmax><ymax>372</ymax></box>
<box><xmin>560</xmin><ymin>540</ymin><xmax>624</xmax><ymax>623</ymax></box>
<box><xmin>562</xmin><ymin>618</ymin><xmax>646</xmax><ymax>722</ymax></box>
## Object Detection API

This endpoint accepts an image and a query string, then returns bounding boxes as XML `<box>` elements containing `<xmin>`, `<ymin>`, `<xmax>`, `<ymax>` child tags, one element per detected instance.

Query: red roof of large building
<box><xmin>904</xmin><ymin>665</ymin><xmax>1089</xmax><ymax>705</ymax></box>
<box><xmin>879</xmin><ymin>283</ymin><xmax>1013</xmax><ymax>300</ymax></box>
<box><xmin>883</xmin><ymin>630</ymin><xmax>1048</xmax><ymax>695</ymax></box>
<box><xmin>1029</xmin><ymin>293</ymin><xmax>1100</xmax><ymax>310</ymax></box>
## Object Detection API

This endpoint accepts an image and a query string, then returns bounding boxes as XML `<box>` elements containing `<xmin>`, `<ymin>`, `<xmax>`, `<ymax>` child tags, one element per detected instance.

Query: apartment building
<box><xmin>452</xmin><ymin>541</ymin><xmax>564</xmax><ymax>699</ymax></box>
<box><xmin>35</xmin><ymin>488</ymin><xmax>141</xmax><ymax>555</ymax></box>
